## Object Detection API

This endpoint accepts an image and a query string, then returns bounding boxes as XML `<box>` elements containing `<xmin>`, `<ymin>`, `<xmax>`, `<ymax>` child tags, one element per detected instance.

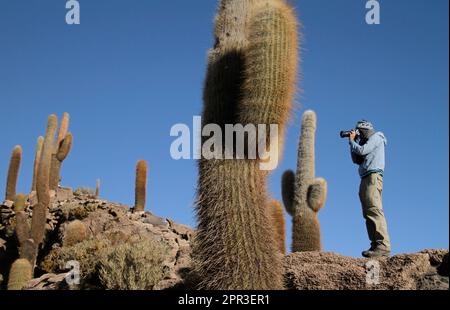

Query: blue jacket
<box><xmin>349</xmin><ymin>132</ymin><xmax>387</xmax><ymax>178</ymax></box>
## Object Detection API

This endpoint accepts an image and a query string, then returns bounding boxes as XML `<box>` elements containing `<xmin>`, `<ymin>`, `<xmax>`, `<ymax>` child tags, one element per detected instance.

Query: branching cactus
<box><xmin>31</xmin><ymin>114</ymin><xmax>57</xmax><ymax>255</ymax></box>
<box><xmin>5</xmin><ymin>145</ymin><xmax>22</xmax><ymax>201</ymax></box>
<box><xmin>31</xmin><ymin>136</ymin><xmax>44</xmax><ymax>192</ymax></box>
<box><xmin>194</xmin><ymin>0</ymin><xmax>298</xmax><ymax>289</ymax></box>
<box><xmin>7</xmin><ymin>115</ymin><xmax>59</xmax><ymax>290</ymax></box>
<box><xmin>269</xmin><ymin>199</ymin><xmax>286</xmax><ymax>255</ymax></box>
<box><xmin>282</xmin><ymin>110</ymin><xmax>327</xmax><ymax>252</ymax></box>
<box><xmin>49</xmin><ymin>112</ymin><xmax>72</xmax><ymax>190</ymax></box>
<box><xmin>134</xmin><ymin>160</ymin><xmax>147</xmax><ymax>212</ymax></box>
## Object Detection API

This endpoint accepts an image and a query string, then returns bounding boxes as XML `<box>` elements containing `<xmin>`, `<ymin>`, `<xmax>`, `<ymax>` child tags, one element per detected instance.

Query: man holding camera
<box><xmin>348</xmin><ymin>120</ymin><xmax>391</xmax><ymax>258</ymax></box>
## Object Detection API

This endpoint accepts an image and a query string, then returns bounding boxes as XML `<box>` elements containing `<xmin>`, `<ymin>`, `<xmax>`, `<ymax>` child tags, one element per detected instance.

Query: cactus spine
<box><xmin>194</xmin><ymin>0</ymin><xmax>298</xmax><ymax>289</ymax></box>
<box><xmin>282</xmin><ymin>110</ymin><xmax>327</xmax><ymax>252</ymax></box>
<box><xmin>134</xmin><ymin>160</ymin><xmax>147</xmax><ymax>212</ymax></box>
<box><xmin>7</xmin><ymin>258</ymin><xmax>33</xmax><ymax>290</ymax></box>
<box><xmin>269</xmin><ymin>199</ymin><xmax>286</xmax><ymax>255</ymax></box>
<box><xmin>5</xmin><ymin>145</ymin><xmax>22</xmax><ymax>201</ymax></box>
<box><xmin>31</xmin><ymin>136</ymin><xmax>44</xmax><ymax>192</ymax></box>
<box><xmin>49</xmin><ymin>112</ymin><xmax>72</xmax><ymax>190</ymax></box>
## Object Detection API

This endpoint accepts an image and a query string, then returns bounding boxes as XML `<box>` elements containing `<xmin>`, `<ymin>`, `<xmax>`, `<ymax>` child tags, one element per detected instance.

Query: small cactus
<box><xmin>281</xmin><ymin>110</ymin><xmax>327</xmax><ymax>252</ymax></box>
<box><xmin>49</xmin><ymin>112</ymin><xmax>72</xmax><ymax>190</ymax></box>
<box><xmin>31</xmin><ymin>136</ymin><xmax>44</xmax><ymax>192</ymax></box>
<box><xmin>134</xmin><ymin>160</ymin><xmax>148</xmax><ymax>212</ymax></box>
<box><xmin>63</xmin><ymin>220</ymin><xmax>87</xmax><ymax>246</ymax></box>
<box><xmin>269</xmin><ymin>199</ymin><xmax>286</xmax><ymax>255</ymax></box>
<box><xmin>5</xmin><ymin>145</ymin><xmax>22</xmax><ymax>201</ymax></box>
<box><xmin>7</xmin><ymin>258</ymin><xmax>33</xmax><ymax>290</ymax></box>
<box><xmin>95</xmin><ymin>178</ymin><xmax>100</xmax><ymax>198</ymax></box>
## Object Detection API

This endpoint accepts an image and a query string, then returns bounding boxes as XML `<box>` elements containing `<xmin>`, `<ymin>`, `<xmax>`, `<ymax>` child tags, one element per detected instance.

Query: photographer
<box><xmin>347</xmin><ymin>120</ymin><xmax>391</xmax><ymax>258</ymax></box>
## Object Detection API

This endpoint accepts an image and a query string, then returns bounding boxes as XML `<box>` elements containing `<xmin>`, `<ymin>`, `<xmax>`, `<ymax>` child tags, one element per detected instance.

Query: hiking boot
<box><xmin>362</xmin><ymin>247</ymin><xmax>391</xmax><ymax>258</ymax></box>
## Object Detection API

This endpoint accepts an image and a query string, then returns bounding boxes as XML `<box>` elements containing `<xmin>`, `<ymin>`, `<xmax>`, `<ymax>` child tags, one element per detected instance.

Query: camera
<box><xmin>340</xmin><ymin>129</ymin><xmax>359</xmax><ymax>138</ymax></box>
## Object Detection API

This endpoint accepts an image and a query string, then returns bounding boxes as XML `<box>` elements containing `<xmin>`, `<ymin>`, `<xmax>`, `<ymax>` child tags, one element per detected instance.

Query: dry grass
<box><xmin>98</xmin><ymin>238</ymin><xmax>168</xmax><ymax>290</ymax></box>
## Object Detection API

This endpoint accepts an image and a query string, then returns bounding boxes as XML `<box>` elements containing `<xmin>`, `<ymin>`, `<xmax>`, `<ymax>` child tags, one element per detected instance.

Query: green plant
<box><xmin>134</xmin><ymin>160</ymin><xmax>147</xmax><ymax>212</ymax></box>
<box><xmin>194</xmin><ymin>0</ymin><xmax>298</xmax><ymax>289</ymax></box>
<box><xmin>98</xmin><ymin>238</ymin><xmax>168</xmax><ymax>290</ymax></box>
<box><xmin>63</xmin><ymin>220</ymin><xmax>88</xmax><ymax>246</ymax></box>
<box><xmin>281</xmin><ymin>110</ymin><xmax>327</xmax><ymax>252</ymax></box>
<box><xmin>49</xmin><ymin>112</ymin><xmax>72</xmax><ymax>190</ymax></box>
<box><xmin>31</xmin><ymin>136</ymin><xmax>44</xmax><ymax>192</ymax></box>
<box><xmin>7</xmin><ymin>258</ymin><xmax>32</xmax><ymax>290</ymax></box>
<box><xmin>5</xmin><ymin>145</ymin><xmax>22</xmax><ymax>201</ymax></box>
<box><xmin>269</xmin><ymin>199</ymin><xmax>286</xmax><ymax>255</ymax></box>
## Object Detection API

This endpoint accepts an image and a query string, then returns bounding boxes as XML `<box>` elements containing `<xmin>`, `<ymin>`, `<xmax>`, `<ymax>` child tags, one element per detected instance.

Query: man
<box><xmin>349</xmin><ymin>120</ymin><xmax>391</xmax><ymax>258</ymax></box>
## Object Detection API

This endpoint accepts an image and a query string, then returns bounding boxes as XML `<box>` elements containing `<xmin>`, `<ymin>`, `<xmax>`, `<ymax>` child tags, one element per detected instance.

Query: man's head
<box><xmin>356</xmin><ymin>120</ymin><xmax>375</xmax><ymax>140</ymax></box>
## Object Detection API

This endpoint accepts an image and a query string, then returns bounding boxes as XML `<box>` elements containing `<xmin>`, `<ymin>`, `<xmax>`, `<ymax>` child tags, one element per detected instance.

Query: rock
<box><xmin>55</xmin><ymin>187</ymin><xmax>74</xmax><ymax>202</ymax></box>
<box><xmin>284</xmin><ymin>250</ymin><xmax>449</xmax><ymax>290</ymax></box>
<box><xmin>23</xmin><ymin>273</ymin><xmax>69</xmax><ymax>290</ymax></box>
<box><xmin>143</xmin><ymin>214</ymin><xmax>169</xmax><ymax>228</ymax></box>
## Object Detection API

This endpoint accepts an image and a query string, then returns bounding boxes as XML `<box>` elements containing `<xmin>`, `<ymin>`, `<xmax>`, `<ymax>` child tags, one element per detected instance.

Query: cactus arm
<box><xmin>239</xmin><ymin>0</ymin><xmax>298</xmax><ymax>128</ymax></box>
<box><xmin>5</xmin><ymin>145</ymin><xmax>22</xmax><ymax>201</ymax></box>
<box><xmin>31</xmin><ymin>136</ymin><xmax>44</xmax><ymax>192</ymax></box>
<box><xmin>307</xmin><ymin>178</ymin><xmax>328</xmax><ymax>213</ymax></box>
<box><xmin>55</xmin><ymin>112</ymin><xmax>70</xmax><ymax>149</ymax></box>
<box><xmin>281</xmin><ymin>170</ymin><xmax>296</xmax><ymax>216</ymax></box>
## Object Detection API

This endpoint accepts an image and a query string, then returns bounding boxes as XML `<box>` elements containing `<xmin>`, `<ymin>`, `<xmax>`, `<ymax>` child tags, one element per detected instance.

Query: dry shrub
<box><xmin>98</xmin><ymin>238</ymin><xmax>168</xmax><ymax>290</ymax></box>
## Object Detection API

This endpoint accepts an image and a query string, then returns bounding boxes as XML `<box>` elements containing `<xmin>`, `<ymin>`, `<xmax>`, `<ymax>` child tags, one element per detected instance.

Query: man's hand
<box><xmin>349</xmin><ymin>130</ymin><xmax>357</xmax><ymax>141</ymax></box>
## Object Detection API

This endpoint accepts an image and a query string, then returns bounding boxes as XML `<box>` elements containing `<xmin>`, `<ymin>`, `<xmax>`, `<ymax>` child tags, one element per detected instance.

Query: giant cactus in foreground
<box><xmin>49</xmin><ymin>112</ymin><xmax>72</xmax><ymax>190</ymax></box>
<box><xmin>282</xmin><ymin>110</ymin><xmax>327</xmax><ymax>252</ymax></box>
<box><xmin>194</xmin><ymin>0</ymin><xmax>298</xmax><ymax>289</ymax></box>
<box><xmin>5</xmin><ymin>145</ymin><xmax>22</xmax><ymax>201</ymax></box>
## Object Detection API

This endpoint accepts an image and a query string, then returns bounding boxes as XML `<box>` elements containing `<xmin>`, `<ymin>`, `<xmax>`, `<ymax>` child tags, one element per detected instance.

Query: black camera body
<box><xmin>340</xmin><ymin>129</ymin><xmax>360</xmax><ymax>138</ymax></box>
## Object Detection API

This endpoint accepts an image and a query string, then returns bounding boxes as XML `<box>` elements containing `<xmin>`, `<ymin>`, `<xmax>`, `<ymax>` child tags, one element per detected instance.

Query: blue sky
<box><xmin>0</xmin><ymin>0</ymin><xmax>448</xmax><ymax>257</ymax></box>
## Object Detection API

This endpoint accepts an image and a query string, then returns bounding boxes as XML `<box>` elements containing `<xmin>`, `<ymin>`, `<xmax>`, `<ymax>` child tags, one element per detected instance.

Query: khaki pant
<box><xmin>359</xmin><ymin>173</ymin><xmax>391</xmax><ymax>251</ymax></box>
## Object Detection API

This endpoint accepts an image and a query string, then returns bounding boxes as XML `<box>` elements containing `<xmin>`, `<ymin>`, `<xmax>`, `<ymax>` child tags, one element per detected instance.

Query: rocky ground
<box><xmin>0</xmin><ymin>189</ymin><xmax>448</xmax><ymax>290</ymax></box>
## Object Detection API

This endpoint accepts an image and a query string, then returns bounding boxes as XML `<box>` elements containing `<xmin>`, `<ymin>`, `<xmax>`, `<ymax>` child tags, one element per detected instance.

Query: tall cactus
<box><xmin>281</xmin><ymin>110</ymin><xmax>327</xmax><ymax>252</ymax></box>
<box><xmin>31</xmin><ymin>136</ymin><xmax>44</xmax><ymax>192</ymax></box>
<box><xmin>194</xmin><ymin>0</ymin><xmax>298</xmax><ymax>289</ymax></box>
<box><xmin>49</xmin><ymin>112</ymin><xmax>72</xmax><ymax>190</ymax></box>
<box><xmin>5</xmin><ymin>145</ymin><xmax>22</xmax><ymax>201</ymax></box>
<box><xmin>134</xmin><ymin>160</ymin><xmax>147</xmax><ymax>212</ymax></box>
<box><xmin>31</xmin><ymin>114</ymin><xmax>57</xmax><ymax>252</ymax></box>
<box><xmin>269</xmin><ymin>199</ymin><xmax>286</xmax><ymax>255</ymax></box>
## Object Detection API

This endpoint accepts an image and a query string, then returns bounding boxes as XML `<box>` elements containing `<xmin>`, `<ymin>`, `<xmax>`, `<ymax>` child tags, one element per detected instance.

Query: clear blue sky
<box><xmin>0</xmin><ymin>0</ymin><xmax>448</xmax><ymax>257</ymax></box>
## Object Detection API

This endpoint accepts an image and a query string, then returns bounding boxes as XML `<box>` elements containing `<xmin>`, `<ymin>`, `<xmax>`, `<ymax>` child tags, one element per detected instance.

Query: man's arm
<box><xmin>349</xmin><ymin>134</ymin><xmax>380</xmax><ymax>156</ymax></box>
<box><xmin>351</xmin><ymin>148</ymin><xmax>364</xmax><ymax>165</ymax></box>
